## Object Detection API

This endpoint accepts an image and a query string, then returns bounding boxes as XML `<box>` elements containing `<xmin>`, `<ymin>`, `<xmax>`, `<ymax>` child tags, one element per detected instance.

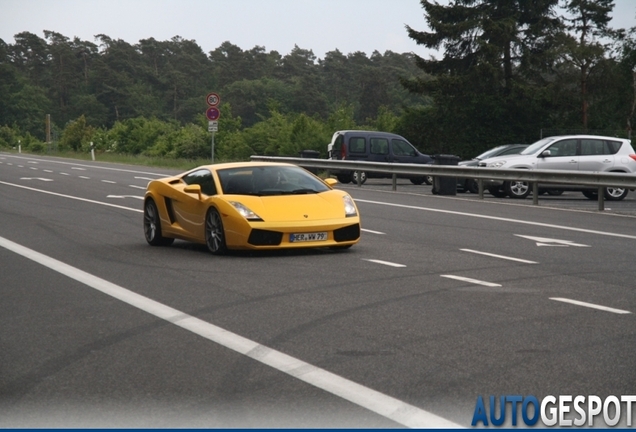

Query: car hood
<box><xmin>224</xmin><ymin>190</ymin><xmax>351</xmax><ymax>221</ymax></box>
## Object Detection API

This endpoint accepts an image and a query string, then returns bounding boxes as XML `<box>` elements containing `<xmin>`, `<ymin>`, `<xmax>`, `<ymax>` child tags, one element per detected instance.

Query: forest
<box><xmin>0</xmin><ymin>0</ymin><xmax>635</xmax><ymax>162</ymax></box>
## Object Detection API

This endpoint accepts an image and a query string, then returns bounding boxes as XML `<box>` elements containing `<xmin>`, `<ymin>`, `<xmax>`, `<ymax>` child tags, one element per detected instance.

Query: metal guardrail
<box><xmin>250</xmin><ymin>156</ymin><xmax>636</xmax><ymax>211</ymax></box>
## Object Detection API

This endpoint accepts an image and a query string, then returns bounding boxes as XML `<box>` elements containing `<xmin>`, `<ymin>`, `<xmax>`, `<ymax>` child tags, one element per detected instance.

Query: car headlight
<box><xmin>487</xmin><ymin>160</ymin><xmax>507</xmax><ymax>168</ymax></box>
<box><xmin>343</xmin><ymin>195</ymin><xmax>357</xmax><ymax>217</ymax></box>
<box><xmin>229</xmin><ymin>201</ymin><xmax>263</xmax><ymax>221</ymax></box>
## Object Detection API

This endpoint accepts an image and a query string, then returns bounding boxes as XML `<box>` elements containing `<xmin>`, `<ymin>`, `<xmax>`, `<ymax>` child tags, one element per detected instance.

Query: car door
<box><xmin>368</xmin><ymin>137</ymin><xmax>390</xmax><ymax>162</ymax></box>
<box><xmin>536</xmin><ymin>138</ymin><xmax>579</xmax><ymax>171</ymax></box>
<box><xmin>578</xmin><ymin>138</ymin><xmax>615</xmax><ymax>172</ymax></box>
<box><xmin>171</xmin><ymin>169</ymin><xmax>213</xmax><ymax>238</ymax></box>
<box><xmin>389</xmin><ymin>138</ymin><xmax>419</xmax><ymax>163</ymax></box>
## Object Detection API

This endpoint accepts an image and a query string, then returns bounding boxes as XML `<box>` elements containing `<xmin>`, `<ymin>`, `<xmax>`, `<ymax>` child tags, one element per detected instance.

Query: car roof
<box><xmin>335</xmin><ymin>130</ymin><xmax>406</xmax><ymax>138</ymax></box>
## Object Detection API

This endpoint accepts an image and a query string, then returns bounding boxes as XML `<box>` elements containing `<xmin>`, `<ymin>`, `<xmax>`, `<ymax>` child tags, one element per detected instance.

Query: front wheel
<box><xmin>505</xmin><ymin>181</ymin><xmax>530</xmax><ymax>199</ymax></box>
<box><xmin>605</xmin><ymin>187</ymin><xmax>628</xmax><ymax>201</ymax></box>
<box><xmin>410</xmin><ymin>176</ymin><xmax>425</xmax><ymax>185</ymax></box>
<box><xmin>205</xmin><ymin>208</ymin><xmax>227</xmax><ymax>255</ymax></box>
<box><xmin>144</xmin><ymin>199</ymin><xmax>174</xmax><ymax>246</ymax></box>
<box><xmin>352</xmin><ymin>171</ymin><xmax>367</xmax><ymax>185</ymax></box>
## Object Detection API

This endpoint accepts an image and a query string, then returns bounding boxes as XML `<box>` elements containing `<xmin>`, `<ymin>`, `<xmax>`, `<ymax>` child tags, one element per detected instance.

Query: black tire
<box><xmin>205</xmin><ymin>208</ymin><xmax>227</xmax><ymax>255</ymax></box>
<box><xmin>144</xmin><ymin>199</ymin><xmax>174</xmax><ymax>246</ymax></box>
<box><xmin>604</xmin><ymin>187</ymin><xmax>628</xmax><ymax>201</ymax></box>
<box><xmin>410</xmin><ymin>177</ymin><xmax>426</xmax><ymax>185</ymax></box>
<box><xmin>352</xmin><ymin>171</ymin><xmax>367</xmax><ymax>185</ymax></box>
<box><xmin>547</xmin><ymin>190</ymin><xmax>564</xmax><ymax>196</ymax></box>
<box><xmin>488</xmin><ymin>187</ymin><xmax>507</xmax><ymax>198</ymax></box>
<box><xmin>466</xmin><ymin>179</ymin><xmax>479</xmax><ymax>194</ymax></box>
<box><xmin>424</xmin><ymin>175</ymin><xmax>434</xmax><ymax>185</ymax></box>
<box><xmin>337</xmin><ymin>174</ymin><xmax>352</xmax><ymax>184</ymax></box>
<box><xmin>505</xmin><ymin>180</ymin><xmax>530</xmax><ymax>199</ymax></box>
<box><xmin>582</xmin><ymin>191</ymin><xmax>598</xmax><ymax>200</ymax></box>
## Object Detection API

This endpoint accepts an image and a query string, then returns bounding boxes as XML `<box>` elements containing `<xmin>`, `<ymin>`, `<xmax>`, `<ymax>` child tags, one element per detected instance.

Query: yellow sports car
<box><xmin>143</xmin><ymin>162</ymin><xmax>361</xmax><ymax>254</ymax></box>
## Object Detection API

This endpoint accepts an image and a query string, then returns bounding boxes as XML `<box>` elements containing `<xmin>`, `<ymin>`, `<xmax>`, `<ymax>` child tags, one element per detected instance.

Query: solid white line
<box><xmin>0</xmin><ymin>235</ymin><xmax>460</xmax><ymax>428</ymax></box>
<box><xmin>441</xmin><ymin>275</ymin><xmax>502</xmax><ymax>287</ymax></box>
<box><xmin>355</xmin><ymin>199</ymin><xmax>636</xmax><ymax>240</ymax></box>
<box><xmin>0</xmin><ymin>180</ymin><xmax>142</xmax><ymax>213</ymax></box>
<box><xmin>361</xmin><ymin>228</ymin><xmax>385</xmax><ymax>235</ymax></box>
<box><xmin>363</xmin><ymin>259</ymin><xmax>406</xmax><ymax>268</ymax></box>
<box><xmin>460</xmin><ymin>249</ymin><xmax>538</xmax><ymax>264</ymax></box>
<box><xmin>550</xmin><ymin>297</ymin><xmax>632</xmax><ymax>314</ymax></box>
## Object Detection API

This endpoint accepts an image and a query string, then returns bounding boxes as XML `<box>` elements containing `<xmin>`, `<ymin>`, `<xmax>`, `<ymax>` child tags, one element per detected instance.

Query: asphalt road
<box><xmin>1</xmin><ymin>153</ymin><xmax>635</xmax><ymax>428</ymax></box>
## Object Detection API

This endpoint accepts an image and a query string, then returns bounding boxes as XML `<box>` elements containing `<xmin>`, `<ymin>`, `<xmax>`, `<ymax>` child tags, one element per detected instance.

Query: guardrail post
<box><xmin>598</xmin><ymin>186</ymin><xmax>605</xmax><ymax>211</ymax></box>
<box><xmin>392</xmin><ymin>173</ymin><xmax>397</xmax><ymax>191</ymax></box>
<box><xmin>478</xmin><ymin>179</ymin><xmax>484</xmax><ymax>199</ymax></box>
<box><xmin>532</xmin><ymin>182</ymin><xmax>539</xmax><ymax>205</ymax></box>
<box><xmin>356</xmin><ymin>171</ymin><xmax>362</xmax><ymax>187</ymax></box>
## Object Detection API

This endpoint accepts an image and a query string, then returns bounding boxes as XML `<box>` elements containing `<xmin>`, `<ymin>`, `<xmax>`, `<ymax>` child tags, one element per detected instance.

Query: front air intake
<box><xmin>248</xmin><ymin>229</ymin><xmax>283</xmax><ymax>246</ymax></box>
<box><xmin>334</xmin><ymin>224</ymin><xmax>360</xmax><ymax>242</ymax></box>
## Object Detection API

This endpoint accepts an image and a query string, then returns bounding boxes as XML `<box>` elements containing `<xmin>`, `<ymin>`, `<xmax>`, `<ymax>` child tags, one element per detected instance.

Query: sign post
<box><xmin>205</xmin><ymin>93</ymin><xmax>221</xmax><ymax>163</ymax></box>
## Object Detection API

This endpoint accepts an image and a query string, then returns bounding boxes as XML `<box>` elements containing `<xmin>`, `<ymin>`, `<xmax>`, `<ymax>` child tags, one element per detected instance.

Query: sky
<box><xmin>1</xmin><ymin>0</ymin><xmax>635</xmax><ymax>60</ymax></box>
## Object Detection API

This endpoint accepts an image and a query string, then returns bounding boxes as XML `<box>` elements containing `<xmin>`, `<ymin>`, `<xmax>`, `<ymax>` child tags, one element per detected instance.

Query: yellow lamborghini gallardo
<box><xmin>143</xmin><ymin>162</ymin><xmax>361</xmax><ymax>254</ymax></box>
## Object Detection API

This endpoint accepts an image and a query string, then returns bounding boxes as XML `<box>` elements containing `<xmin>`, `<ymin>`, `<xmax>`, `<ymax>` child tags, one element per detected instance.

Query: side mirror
<box><xmin>324</xmin><ymin>177</ymin><xmax>338</xmax><ymax>187</ymax></box>
<box><xmin>540</xmin><ymin>150</ymin><xmax>551</xmax><ymax>158</ymax></box>
<box><xmin>184</xmin><ymin>184</ymin><xmax>202</xmax><ymax>199</ymax></box>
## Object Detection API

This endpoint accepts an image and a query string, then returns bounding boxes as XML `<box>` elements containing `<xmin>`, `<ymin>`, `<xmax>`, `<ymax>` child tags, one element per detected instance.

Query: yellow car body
<box><xmin>143</xmin><ymin>162</ymin><xmax>361</xmax><ymax>254</ymax></box>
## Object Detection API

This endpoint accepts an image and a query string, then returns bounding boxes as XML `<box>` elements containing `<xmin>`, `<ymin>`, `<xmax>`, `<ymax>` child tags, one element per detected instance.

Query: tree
<box><xmin>557</xmin><ymin>0</ymin><xmax>617</xmax><ymax>129</ymax></box>
<box><xmin>404</xmin><ymin>0</ymin><xmax>562</xmax><ymax>153</ymax></box>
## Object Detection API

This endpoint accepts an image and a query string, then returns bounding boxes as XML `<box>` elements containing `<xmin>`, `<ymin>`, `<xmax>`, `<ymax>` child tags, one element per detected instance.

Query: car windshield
<box><xmin>218</xmin><ymin>165</ymin><xmax>331</xmax><ymax>196</ymax></box>
<box><xmin>475</xmin><ymin>146</ymin><xmax>508</xmax><ymax>160</ymax></box>
<box><xmin>520</xmin><ymin>138</ymin><xmax>556</xmax><ymax>155</ymax></box>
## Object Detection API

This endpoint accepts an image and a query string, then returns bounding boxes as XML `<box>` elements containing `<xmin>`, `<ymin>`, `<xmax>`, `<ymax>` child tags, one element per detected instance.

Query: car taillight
<box><xmin>341</xmin><ymin>143</ymin><xmax>347</xmax><ymax>160</ymax></box>
<box><xmin>630</xmin><ymin>154</ymin><xmax>636</xmax><ymax>162</ymax></box>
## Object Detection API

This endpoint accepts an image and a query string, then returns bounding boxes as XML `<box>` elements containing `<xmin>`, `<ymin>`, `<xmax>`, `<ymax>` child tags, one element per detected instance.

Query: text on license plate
<box><xmin>289</xmin><ymin>232</ymin><xmax>328</xmax><ymax>242</ymax></box>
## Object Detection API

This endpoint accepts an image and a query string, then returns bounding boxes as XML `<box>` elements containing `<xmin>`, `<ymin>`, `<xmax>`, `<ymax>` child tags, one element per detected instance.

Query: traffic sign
<box><xmin>206</xmin><ymin>92</ymin><xmax>220</xmax><ymax>107</ymax></box>
<box><xmin>208</xmin><ymin>121</ymin><xmax>218</xmax><ymax>132</ymax></box>
<box><xmin>206</xmin><ymin>106</ymin><xmax>220</xmax><ymax>121</ymax></box>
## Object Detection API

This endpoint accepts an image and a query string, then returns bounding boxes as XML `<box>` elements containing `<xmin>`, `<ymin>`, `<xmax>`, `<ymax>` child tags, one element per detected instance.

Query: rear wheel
<box><xmin>410</xmin><ymin>177</ymin><xmax>425</xmax><ymax>185</ymax></box>
<box><xmin>336</xmin><ymin>174</ymin><xmax>352</xmax><ymax>184</ymax></box>
<box><xmin>505</xmin><ymin>180</ymin><xmax>530</xmax><ymax>199</ymax></box>
<box><xmin>205</xmin><ymin>208</ymin><xmax>227</xmax><ymax>255</ymax></box>
<box><xmin>144</xmin><ymin>199</ymin><xmax>174</xmax><ymax>246</ymax></box>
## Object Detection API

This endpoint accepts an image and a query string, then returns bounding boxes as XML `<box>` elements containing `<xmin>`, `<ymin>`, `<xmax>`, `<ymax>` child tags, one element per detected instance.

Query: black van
<box><xmin>327</xmin><ymin>130</ymin><xmax>433</xmax><ymax>184</ymax></box>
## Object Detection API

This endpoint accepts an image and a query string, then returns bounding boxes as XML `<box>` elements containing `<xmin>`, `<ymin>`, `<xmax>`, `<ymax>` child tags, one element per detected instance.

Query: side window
<box><xmin>605</xmin><ymin>140</ymin><xmax>621</xmax><ymax>155</ymax></box>
<box><xmin>370</xmin><ymin>138</ymin><xmax>389</xmax><ymax>155</ymax></box>
<box><xmin>547</xmin><ymin>139</ymin><xmax>577</xmax><ymax>157</ymax></box>
<box><xmin>580</xmin><ymin>139</ymin><xmax>604</xmax><ymax>156</ymax></box>
<box><xmin>348</xmin><ymin>137</ymin><xmax>367</xmax><ymax>154</ymax></box>
<box><xmin>182</xmin><ymin>169</ymin><xmax>217</xmax><ymax>195</ymax></box>
<box><xmin>391</xmin><ymin>139</ymin><xmax>417</xmax><ymax>157</ymax></box>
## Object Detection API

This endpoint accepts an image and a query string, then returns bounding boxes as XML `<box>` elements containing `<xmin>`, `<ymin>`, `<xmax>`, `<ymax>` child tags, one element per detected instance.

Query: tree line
<box><xmin>0</xmin><ymin>0</ymin><xmax>635</xmax><ymax>161</ymax></box>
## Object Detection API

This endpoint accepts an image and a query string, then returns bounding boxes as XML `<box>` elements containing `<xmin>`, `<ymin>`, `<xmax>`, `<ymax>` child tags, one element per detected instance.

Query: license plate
<box><xmin>289</xmin><ymin>232</ymin><xmax>328</xmax><ymax>242</ymax></box>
